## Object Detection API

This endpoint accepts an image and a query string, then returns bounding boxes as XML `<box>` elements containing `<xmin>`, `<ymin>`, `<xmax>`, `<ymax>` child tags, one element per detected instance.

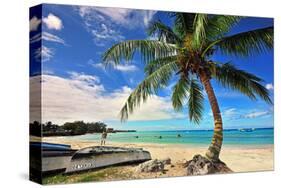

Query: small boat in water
<box><xmin>30</xmin><ymin>142</ymin><xmax>151</xmax><ymax>174</ymax></box>
<box><xmin>239</xmin><ymin>128</ymin><xmax>254</xmax><ymax>132</ymax></box>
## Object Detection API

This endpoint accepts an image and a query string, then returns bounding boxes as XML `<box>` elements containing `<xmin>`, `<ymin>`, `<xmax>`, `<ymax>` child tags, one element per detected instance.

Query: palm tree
<box><xmin>102</xmin><ymin>13</ymin><xmax>273</xmax><ymax>162</ymax></box>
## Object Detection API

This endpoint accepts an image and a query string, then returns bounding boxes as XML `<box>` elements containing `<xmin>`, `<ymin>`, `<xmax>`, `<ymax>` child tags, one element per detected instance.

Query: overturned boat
<box><xmin>30</xmin><ymin>142</ymin><xmax>78</xmax><ymax>174</ymax></box>
<box><xmin>30</xmin><ymin>142</ymin><xmax>151</xmax><ymax>174</ymax></box>
<box><xmin>65</xmin><ymin>146</ymin><xmax>151</xmax><ymax>173</ymax></box>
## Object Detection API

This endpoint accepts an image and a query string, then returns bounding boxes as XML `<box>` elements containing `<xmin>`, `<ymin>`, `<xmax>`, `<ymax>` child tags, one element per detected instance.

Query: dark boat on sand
<box><xmin>30</xmin><ymin>142</ymin><xmax>151</xmax><ymax>174</ymax></box>
<box><xmin>30</xmin><ymin>142</ymin><xmax>77</xmax><ymax>173</ymax></box>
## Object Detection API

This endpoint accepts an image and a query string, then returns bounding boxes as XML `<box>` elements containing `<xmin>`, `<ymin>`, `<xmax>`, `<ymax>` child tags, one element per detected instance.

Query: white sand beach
<box><xmin>42</xmin><ymin>136</ymin><xmax>274</xmax><ymax>174</ymax></box>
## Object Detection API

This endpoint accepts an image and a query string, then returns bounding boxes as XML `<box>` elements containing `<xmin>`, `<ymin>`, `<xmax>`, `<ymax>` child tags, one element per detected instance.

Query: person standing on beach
<box><xmin>101</xmin><ymin>130</ymin><xmax>108</xmax><ymax>146</ymax></box>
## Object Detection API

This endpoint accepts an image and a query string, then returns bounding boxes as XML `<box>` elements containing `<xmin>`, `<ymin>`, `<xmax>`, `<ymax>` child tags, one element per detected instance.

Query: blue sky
<box><xmin>30</xmin><ymin>4</ymin><xmax>274</xmax><ymax>131</ymax></box>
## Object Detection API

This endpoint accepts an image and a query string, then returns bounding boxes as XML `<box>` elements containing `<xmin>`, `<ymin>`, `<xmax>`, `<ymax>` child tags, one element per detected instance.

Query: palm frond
<box><xmin>169</xmin><ymin>13</ymin><xmax>196</xmax><ymax>39</ymax></box>
<box><xmin>120</xmin><ymin>61</ymin><xmax>178</xmax><ymax>121</ymax></box>
<box><xmin>210</xmin><ymin>62</ymin><xmax>272</xmax><ymax>104</ymax></box>
<box><xmin>205</xmin><ymin>15</ymin><xmax>241</xmax><ymax>41</ymax></box>
<box><xmin>192</xmin><ymin>14</ymin><xmax>208</xmax><ymax>48</ymax></box>
<box><xmin>144</xmin><ymin>56</ymin><xmax>178</xmax><ymax>75</ymax></box>
<box><xmin>188</xmin><ymin>79</ymin><xmax>204</xmax><ymax>124</ymax></box>
<box><xmin>208</xmin><ymin>26</ymin><xmax>273</xmax><ymax>57</ymax></box>
<box><xmin>102</xmin><ymin>40</ymin><xmax>178</xmax><ymax>65</ymax></box>
<box><xmin>172</xmin><ymin>75</ymin><xmax>190</xmax><ymax>111</ymax></box>
<box><xmin>147</xmin><ymin>20</ymin><xmax>181</xmax><ymax>44</ymax></box>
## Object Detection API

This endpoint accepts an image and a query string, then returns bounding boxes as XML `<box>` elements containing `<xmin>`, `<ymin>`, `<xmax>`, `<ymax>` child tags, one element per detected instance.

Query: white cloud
<box><xmin>30</xmin><ymin>16</ymin><xmax>41</xmax><ymax>31</ymax></box>
<box><xmin>91</xmin><ymin>63</ymin><xmax>105</xmax><ymax>70</ymax></box>
<box><xmin>91</xmin><ymin>62</ymin><xmax>138</xmax><ymax>72</ymax></box>
<box><xmin>219</xmin><ymin>108</ymin><xmax>272</xmax><ymax>120</ymax></box>
<box><xmin>91</xmin><ymin>23</ymin><xmax>124</xmax><ymax>45</ymax></box>
<box><xmin>79</xmin><ymin>7</ymin><xmax>130</xmax><ymax>25</ymax></box>
<box><xmin>215</xmin><ymin>89</ymin><xmax>244</xmax><ymax>98</ymax></box>
<box><xmin>68</xmin><ymin>71</ymin><xmax>100</xmax><ymax>84</ymax></box>
<box><xmin>208</xmin><ymin>108</ymin><xmax>237</xmax><ymax>118</ymax></box>
<box><xmin>76</xmin><ymin>6</ymin><xmax>156</xmax><ymax>45</ymax></box>
<box><xmin>88</xmin><ymin>60</ymin><xmax>106</xmax><ymax>71</ymax></box>
<box><xmin>242</xmin><ymin>110</ymin><xmax>272</xmax><ymax>119</ymax></box>
<box><xmin>207</xmin><ymin>106</ymin><xmax>273</xmax><ymax>121</ymax></box>
<box><xmin>223</xmin><ymin>108</ymin><xmax>237</xmax><ymax>116</ymax></box>
<box><xmin>30</xmin><ymin>32</ymin><xmax>65</xmax><ymax>45</ymax></box>
<box><xmin>43</xmin><ymin>13</ymin><xmax>63</xmax><ymax>30</ymax></box>
<box><xmin>30</xmin><ymin>32</ymin><xmax>65</xmax><ymax>63</ymax></box>
<box><xmin>78</xmin><ymin>6</ymin><xmax>156</xmax><ymax>27</ymax></box>
<box><xmin>30</xmin><ymin>33</ymin><xmax>41</xmax><ymax>43</ymax></box>
<box><xmin>219</xmin><ymin>108</ymin><xmax>239</xmax><ymax>120</ymax></box>
<box><xmin>41</xmin><ymin>46</ymin><xmax>54</xmax><ymax>62</ymax></box>
<box><xmin>42</xmin><ymin>32</ymin><xmax>65</xmax><ymax>44</ymax></box>
<box><xmin>114</xmin><ymin>64</ymin><xmax>138</xmax><ymax>72</ymax></box>
<box><xmin>266</xmin><ymin>83</ymin><xmax>274</xmax><ymax>90</ymax></box>
<box><xmin>30</xmin><ymin>74</ymin><xmax>183</xmax><ymax>124</ymax></box>
<box><xmin>34</xmin><ymin>46</ymin><xmax>54</xmax><ymax>62</ymax></box>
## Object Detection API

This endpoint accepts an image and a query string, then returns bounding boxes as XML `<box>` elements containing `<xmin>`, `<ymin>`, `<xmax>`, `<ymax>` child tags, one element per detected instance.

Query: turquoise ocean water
<box><xmin>62</xmin><ymin>128</ymin><xmax>273</xmax><ymax>146</ymax></box>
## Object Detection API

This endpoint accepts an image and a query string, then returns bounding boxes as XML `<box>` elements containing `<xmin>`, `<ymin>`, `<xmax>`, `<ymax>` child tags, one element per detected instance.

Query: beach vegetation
<box><xmin>42</xmin><ymin>166</ymin><xmax>133</xmax><ymax>184</ymax></box>
<box><xmin>30</xmin><ymin>120</ymin><xmax>107</xmax><ymax>136</ymax></box>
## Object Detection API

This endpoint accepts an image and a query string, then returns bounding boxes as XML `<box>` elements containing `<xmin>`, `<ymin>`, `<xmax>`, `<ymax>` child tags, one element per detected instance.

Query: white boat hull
<box><xmin>65</xmin><ymin>146</ymin><xmax>151</xmax><ymax>173</ymax></box>
<box><xmin>42</xmin><ymin>155</ymin><xmax>73</xmax><ymax>172</ymax></box>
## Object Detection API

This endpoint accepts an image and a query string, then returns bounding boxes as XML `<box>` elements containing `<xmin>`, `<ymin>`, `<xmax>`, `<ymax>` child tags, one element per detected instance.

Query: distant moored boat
<box><xmin>239</xmin><ymin>128</ymin><xmax>255</xmax><ymax>132</ymax></box>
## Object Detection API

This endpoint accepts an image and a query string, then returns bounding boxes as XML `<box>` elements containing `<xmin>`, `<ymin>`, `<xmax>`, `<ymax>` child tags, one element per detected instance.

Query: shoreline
<box><xmin>41</xmin><ymin>136</ymin><xmax>274</xmax><ymax>173</ymax></box>
<box><xmin>40</xmin><ymin>135</ymin><xmax>273</xmax><ymax>149</ymax></box>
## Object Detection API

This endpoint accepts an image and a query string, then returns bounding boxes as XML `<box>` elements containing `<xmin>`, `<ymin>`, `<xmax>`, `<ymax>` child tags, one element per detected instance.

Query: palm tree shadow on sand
<box><xmin>102</xmin><ymin>13</ymin><xmax>273</xmax><ymax>175</ymax></box>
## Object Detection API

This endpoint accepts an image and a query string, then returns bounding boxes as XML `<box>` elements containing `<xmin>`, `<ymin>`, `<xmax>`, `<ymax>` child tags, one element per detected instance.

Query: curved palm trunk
<box><xmin>199</xmin><ymin>71</ymin><xmax>223</xmax><ymax>162</ymax></box>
